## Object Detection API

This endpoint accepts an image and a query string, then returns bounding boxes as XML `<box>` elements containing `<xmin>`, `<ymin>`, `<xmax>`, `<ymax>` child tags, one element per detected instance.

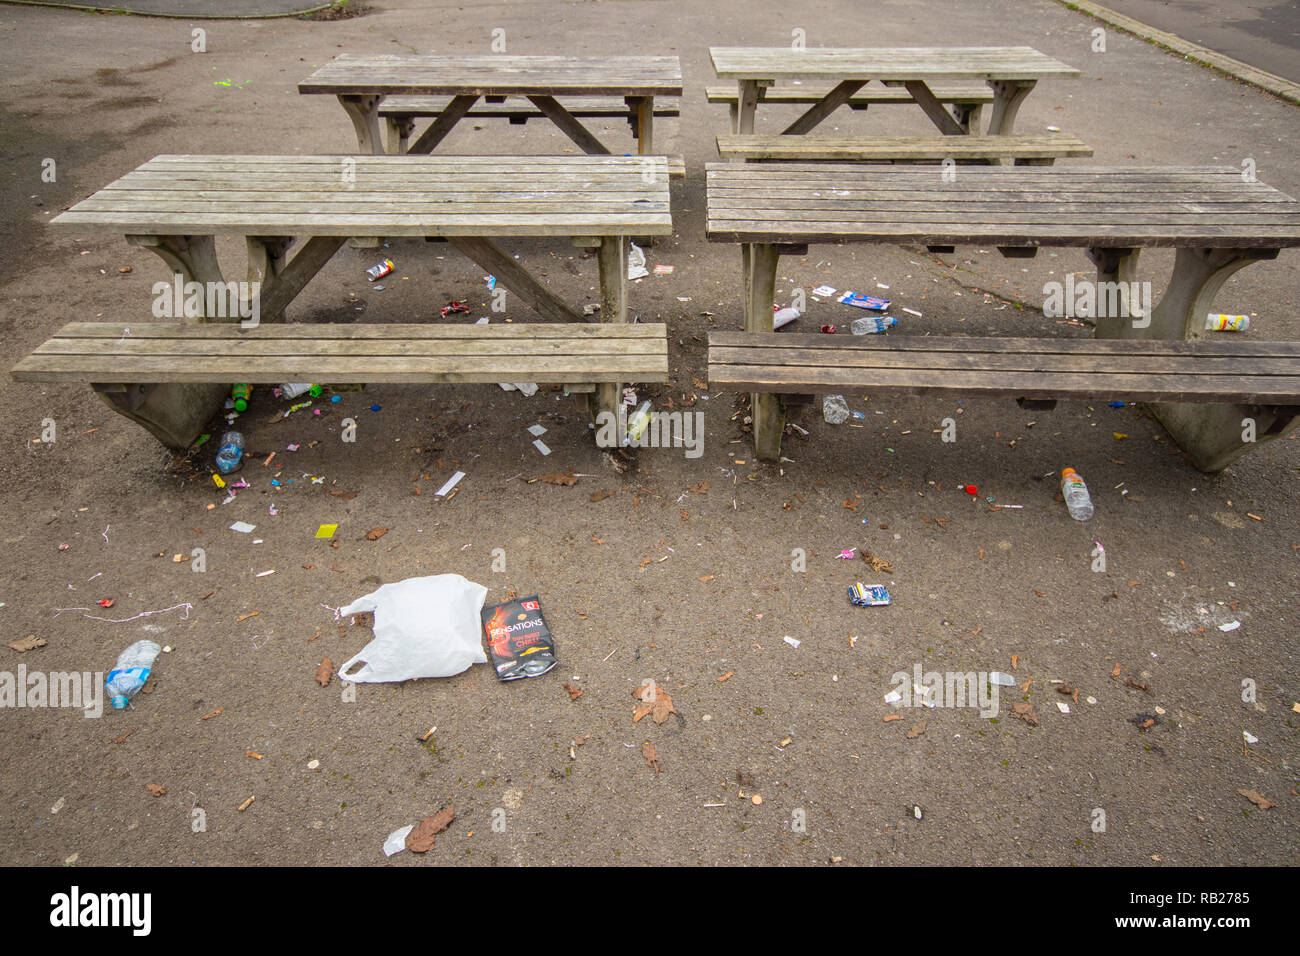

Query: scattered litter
<box><xmin>1056</xmin><ymin>701</ymin><xmax>1070</xmax><ymax>714</ymax></box>
<box><xmin>435</xmin><ymin>472</ymin><xmax>465</xmax><ymax>497</ymax></box>
<box><xmin>365</xmin><ymin>259</ymin><xmax>394</xmax><ymax>281</ymax></box>
<box><xmin>848</xmin><ymin>583</ymin><xmax>890</xmax><ymax>607</ymax></box>
<box><xmin>838</xmin><ymin>291</ymin><xmax>890</xmax><ymax>310</ymax></box>
<box><xmin>627</xmin><ymin>243</ymin><xmax>649</xmax><ymax>280</ymax></box>
<box><xmin>315</xmin><ymin>524</ymin><xmax>338</xmax><ymax>539</ymax></box>
<box><xmin>440</xmin><ymin>301</ymin><xmax>469</xmax><ymax>318</ymax></box>
<box><xmin>485</xmin><ymin>275</ymin><xmax>496</xmax><ymax>291</ymax></box>
<box><xmin>383</xmin><ymin>825</ymin><xmax>415</xmax><ymax>856</ymax></box>
<box><xmin>1219</xmin><ymin>620</ymin><xmax>1241</xmax><ymax>632</ymax></box>
<box><xmin>336</xmin><ymin>574</ymin><xmax>489</xmax><ymax>683</ymax></box>
<box><xmin>483</xmin><ymin>595</ymin><xmax>557</xmax><ymax>681</ymax></box>
<box><xmin>835</xmin><ymin>548</ymin><xmax>857</xmax><ymax>559</ymax></box>
<box><xmin>653</xmin><ymin>264</ymin><xmax>674</xmax><ymax>275</ymax></box>
<box><xmin>989</xmin><ymin>672</ymin><xmax>1017</xmax><ymax>687</ymax></box>
<box><xmin>812</xmin><ymin>285</ymin><xmax>836</xmax><ymax>297</ymax></box>
<box><xmin>784</xmin><ymin>636</ymin><xmax>801</xmax><ymax>649</ymax></box>
<box><xmin>1206</xmin><ymin>313</ymin><xmax>1249</xmax><ymax>332</ymax></box>
<box><xmin>230</xmin><ymin>522</ymin><xmax>256</xmax><ymax>534</ymax></box>
<box><xmin>773</xmin><ymin>306</ymin><xmax>801</xmax><ymax>329</ymax></box>
<box><xmin>901</xmin><ymin>307</ymin><xmax>923</xmax><ymax>318</ymax></box>
<box><xmin>526</xmin><ymin>424</ymin><xmax>548</xmax><ymax>437</ymax></box>
<box><xmin>533</xmin><ymin>439</ymin><xmax>552</xmax><ymax>456</ymax></box>
<box><xmin>307</xmin><ymin>759</ymin><xmax>320</xmax><ymax>770</ymax></box>
<box><xmin>1242</xmin><ymin>730</ymin><xmax>1259</xmax><ymax>745</ymax></box>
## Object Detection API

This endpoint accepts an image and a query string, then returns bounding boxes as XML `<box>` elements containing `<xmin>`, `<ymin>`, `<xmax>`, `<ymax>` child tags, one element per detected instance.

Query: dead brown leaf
<box><xmin>589</xmin><ymin>489</ymin><xmax>616</xmax><ymax>502</ymax></box>
<box><xmin>407</xmin><ymin>805</ymin><xmax>455</xmax><ymax>852</ymax></box>
<box><xmin>7</xmin><ymin>635</ymin><xmax>46</xmax><ymax>652</ymax></box>
<box><xmin>1237</xmin><ymin>789</ymin><xmax>1276</xmax><ymax>810</ymax></box>
<box><xmin>315</xmin><ymin>658</ymin><xmax>333</xmax><ymax>687</ymax></box>
<box><xmin>1110</xmin><ymin>662</ymin><xmax>1122</xmax><ymax>678</ymax></box>
<box><xmin>537</xmin><ymin>473</ymin><xmax>577</xmax><ymax>486</ymax></box>
<box><xmin>642</xmin><ymin>741</ymin><xmax>661</xmax><ymax>773</ymax></box>
<box><xmin>906</xmin><ymin>720</ymin><xmax>928</xmax><ymax>739</ymax></box>
<box><xmin>146</xmin><ymin>784</ymin><xmax>166</xmax><ymax>797</ymax></box>
<box><xmin>365</xmin><ymin>527</ymin><xmax>388</xmax><ymax>541</ymax></box>
<box><xmin>631</xmin><ymin>683</ymin><xmax>678</xmax><ymax>724</ymax></box>
<box><xmin>1010</xmin><ymin>702</ymin><xmax>1039</xmax><ymax>726</ymax></box>
<box><xmin>563</xmin><ymin>683</ymin><xmax>583</xmax><ymax>701</ymax></box>
<box><xmin>860</xmin><ymin>551</ymin><xmax>893</xmax><ymax>574</ymax></box>
<box><xmin>688</xmin><ymin>481</ymin><xmax>710</xmax><ymax>494</ymax></box>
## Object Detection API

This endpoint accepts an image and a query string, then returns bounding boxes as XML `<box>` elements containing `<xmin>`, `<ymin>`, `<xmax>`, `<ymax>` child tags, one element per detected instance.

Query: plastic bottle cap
<box><xmin>111</xmin><ymin>696</ymin><xmax>129</xmax><ymax>710</ymax></box>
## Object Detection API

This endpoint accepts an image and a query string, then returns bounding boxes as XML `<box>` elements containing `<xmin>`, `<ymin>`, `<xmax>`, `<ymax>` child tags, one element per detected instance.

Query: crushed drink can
<box><xmin>1205</xmin><ymin>313</ymin><xmax>1249</xmax><ymax>331</ymax></box>
<box><xmin>848</xmin><ymin>583</ymin><xmax>891</xmax><ymax>607</ymax></box>
<box><xmin>365</xmin><ymin>259</ymin><xmax>394</xmax><ymax>281</ymax></box>
<box><xmin>481</xmin><ymin>595</ymin><xmax>558</xmax><ymax>681</ymax></box>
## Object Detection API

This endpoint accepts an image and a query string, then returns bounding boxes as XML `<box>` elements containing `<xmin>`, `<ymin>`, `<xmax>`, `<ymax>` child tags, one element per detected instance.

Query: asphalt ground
<box><xmin>0</xmin><ymin>0</ymin><xmax>1295</xmax><ymax>881</ymax></box>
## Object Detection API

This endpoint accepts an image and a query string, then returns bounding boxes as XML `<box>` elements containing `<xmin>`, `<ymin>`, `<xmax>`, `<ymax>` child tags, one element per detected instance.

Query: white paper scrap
<box><xmin>435</xmin><ymin>471</ymin><xmax>465</xmax><ymax>497</ymax></box>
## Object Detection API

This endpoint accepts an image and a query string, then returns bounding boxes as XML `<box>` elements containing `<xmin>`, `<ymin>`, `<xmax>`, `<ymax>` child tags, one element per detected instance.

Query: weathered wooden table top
<box><xmin>708</xmin><ymin>47</ymin><xmax>1080</xmax><ymax>81</ymax></box>
<box><xmin>52</xmin><ymin>154</ymin><xmax>675</xmax><ymax>238</ymax></box>
<box><xmin>299</xmin><ymin>54</ymin><xmax>684</xmax><ymax>97</ymax></box>
<box><xmin>706</xmin><ymin>164</ymin><xmax>1300</xmax><ymax>247</ymax></box>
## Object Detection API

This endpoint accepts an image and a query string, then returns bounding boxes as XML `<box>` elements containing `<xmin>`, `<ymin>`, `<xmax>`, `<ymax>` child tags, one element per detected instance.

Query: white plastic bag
<box><xmin>337</xmin><ymin>574</ymin><xmax>488</xmax><ymax>682</ymax></box>
<box><xmin>627</xmin><ymin>242</ymin><xmax>649</xmax><ymax>280</ymax></box>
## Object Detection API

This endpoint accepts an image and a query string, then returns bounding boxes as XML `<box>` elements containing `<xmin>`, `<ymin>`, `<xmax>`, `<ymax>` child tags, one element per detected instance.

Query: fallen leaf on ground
<box><xmin>1237</xmin><ymin>789</ymin><xmax>1276</xmax><ymax>810</ymax></box>
<box><xmin>1111</xmin><ymin>662</ymin><xmax>1122</xmax><ymax>678</ymax></box>
<box><xmin>860</xmin><ymin>551</ymin><xmax>893</xmax><ymax>573</ymax></box>
<box><xmin>632</xmin><ymin>683</ymin><xmax>678</xmax><ymax>724</ymax></box>
<box><xmin>589</xmin><ymin>489</ymin><xmax>616</xmax><ymax>502</ymax></box>
<box><xmin>563</xmin><ymin>683</ymin><xmax>583</xmax><ymax>700</ymax></box>
<box><xmin>146</xmin><ymin>784</ymin><xmax>166</xmax><ymax>797</ymax></box>
<box><xmin>200</xmin><ymin>706</ymin><xmax>224</xmax><ymax>720</ymax></box>
<box><xmin>572</xmin><ymin>734</ymin><xmax>591</xmax><ymax>747</ymax></box>
<box><xmin>407</xmin><ymin>805</ymin><xmax>455</xmax><ymax>852</ymax></box>
<box><xmin>1010</xmin><ymin>702</ymin><xmax>1038</xmax><ymax>726</ymax></box>
<box><xmin>906</xmin><ymin>720</ymin><xmax>928</xmax><ymax>739</ymax></box>
<box><xmin>1011</xmin><ymin>654</ymin><xmax>1018</xmax><ymax>671</ymax></box>
<box><xmin>688</xmin><ymin>481</ymin><xmax>710</xmax><ymax>494</ymax></box>
<box><xmin>7</xmin><ymin>635</ymin><xmax>46</xmax><ymax>652</ymax></box>
<box><xmin>537</xmin><ymin>473</ymin><xmax>577</xmax><ymax>486</ymax></box>
<box><xmin>365</xmin><ymin>527</ymin><xmax>388</xmax><ymax>541</ymax></box>
<box><xmin>315</xmin><ymin>658</ymin><xmax>333</xmax><ymax>687</ymax></box>
<box><xmin>642</xmin><ymin>742</ymin><xmax>661</xmax><ymax>773</ymax></box>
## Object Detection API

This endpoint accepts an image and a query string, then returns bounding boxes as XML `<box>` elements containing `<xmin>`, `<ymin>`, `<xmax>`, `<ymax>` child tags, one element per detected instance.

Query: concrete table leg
<box><xmin>1091</xmin><ymin>244</ymin><xmax>1294</xmax><ymax>471</ymax></box>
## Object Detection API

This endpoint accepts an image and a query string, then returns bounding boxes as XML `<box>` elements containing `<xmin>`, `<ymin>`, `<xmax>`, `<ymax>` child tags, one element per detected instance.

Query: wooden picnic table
<box><xmin>709</xmin><ymin>46</ymin><xmax>1079</xmax><ymax>136</ymax></box>
<box><xmin>299</xmin><ymin>54</ymin><xmax>683</xmax><ymax>157</ymax></box>
<box><xmin>705</xmin><ymin>162</ymin><xmax>1300</xmax><ymax>469</ymax></box>
<box><xmin>38</xmin><ymin>153</ymin><xmax>673</xmax><ymax>446</ymax></box>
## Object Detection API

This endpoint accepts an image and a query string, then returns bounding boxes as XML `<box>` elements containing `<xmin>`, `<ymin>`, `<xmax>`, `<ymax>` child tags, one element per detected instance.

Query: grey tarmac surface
<box><xmin>1097</xmin><ymin>0</ymin><xmax>1300</xmax><ymax>83</ymax></box>
<box><xmin>0</xmin><ymin>0</ymin><xmax>1295</xmax><ymax>868</ymax></box>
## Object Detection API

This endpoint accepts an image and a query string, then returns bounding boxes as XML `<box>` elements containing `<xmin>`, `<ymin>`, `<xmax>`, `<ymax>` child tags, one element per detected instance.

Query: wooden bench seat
<box><xmin>378</xmin><ymin>94</ymin><xmax>680</xmax><ymax>122</ymax></box>
<box><xmin>716</xmin><ymin>133</ymin><xmax>1092</xmax><ymax>164</ymax></box>
<box><xmin>708</xmin><ymin>333</ymin><xmax>1300</xmax><ymax>407</ymax></box>
<box><xmin>704</xmin><ymin>84</ymin><xmax>995</xmax><ymax>108</ymax></box>
<box><xmin>14</xmin><ymin>322</ymin><xmax>669</xmax><ymax>447</ymax></box>
<box><xmin>377</xmin><ymin>94</ymin><xmax>685</xmax><ymax>175</ymax></box>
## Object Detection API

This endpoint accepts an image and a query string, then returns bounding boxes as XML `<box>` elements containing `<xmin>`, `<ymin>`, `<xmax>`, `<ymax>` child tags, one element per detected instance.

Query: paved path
<box><xmin>1091</xmin><ymin>0</ymin><xmax>1300</xmax><ymax>83</ymax></box>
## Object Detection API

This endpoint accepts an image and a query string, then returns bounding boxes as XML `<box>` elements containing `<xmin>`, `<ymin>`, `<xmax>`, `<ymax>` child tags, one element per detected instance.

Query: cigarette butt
<box><xmin>263</xmin><ymin>452</ymin><xmax>275</xmax><ymax>467</ymax></box>
<box><xmin>246</xmin><ymin>751</ymin><xmax>262</xmax><ymax>759</ymax></box>
<box><xmin>238</xmin><ymin>796</ymin><xmax>255</xmax><ymax>812</ymax></box>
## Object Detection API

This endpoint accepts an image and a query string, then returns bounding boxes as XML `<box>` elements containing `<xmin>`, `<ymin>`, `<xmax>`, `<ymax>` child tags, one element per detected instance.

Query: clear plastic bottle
<box><xmin>851</xmin><ymin>315</ymin><xmax>897</xmax><ymax>335</ymax></box>
<box><xmin>214</xmin><ymin>431</ymin><xmax>245</xmax><ymax>474</ymax></box>
<box><xmin>823</xmin><ymin>394</ymin><xmax>850</xmax><ymax>424</ymax></box>
<box><xmin>1061</xmin><ymin>467</ymin><xmax>1094</xmax><ymax>520</ymax></box>
<box><xmin>279</xmin><ymin>383</ymin><xmax>320</xmax><ymax>399</ymax></box>
<box><xmin>626</xmin><ymin>400</ymin><xmax>653</xmax><ymax>444</ymax></box>
<box><xmin>105</xmin><ymin>640</ymin><xmax>161</xmax><ymax>710</ymax></box>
